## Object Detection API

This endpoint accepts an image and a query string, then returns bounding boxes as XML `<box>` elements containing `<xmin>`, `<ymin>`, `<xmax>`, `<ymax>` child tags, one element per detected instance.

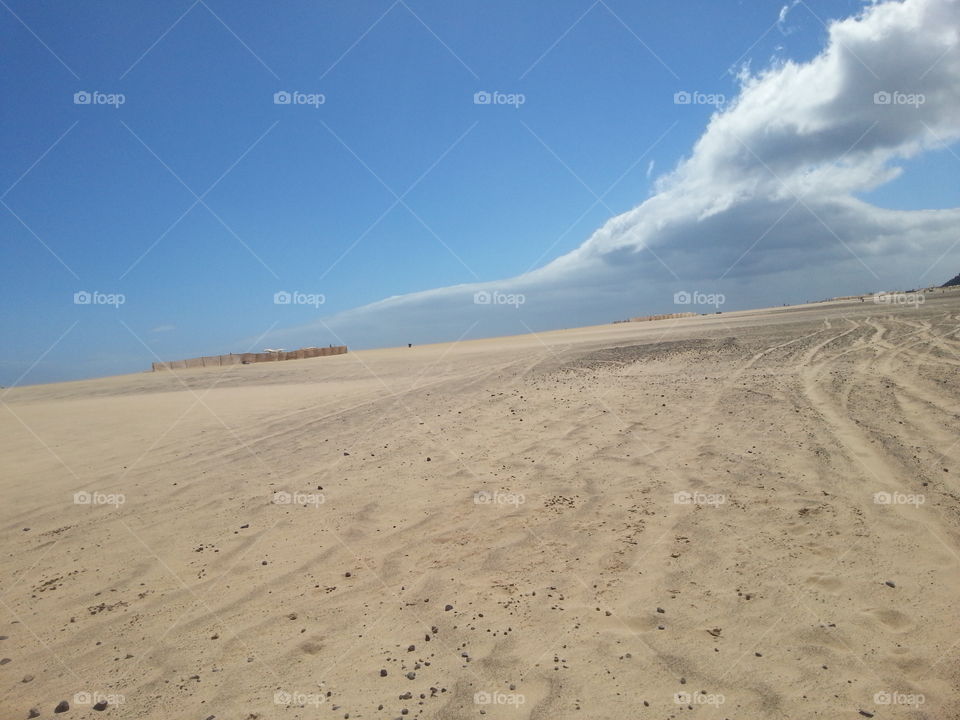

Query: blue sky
<box><xmin>2</xmin><ymin>0</ymin><xmax>958</xmax><ymax>385</ymax></box>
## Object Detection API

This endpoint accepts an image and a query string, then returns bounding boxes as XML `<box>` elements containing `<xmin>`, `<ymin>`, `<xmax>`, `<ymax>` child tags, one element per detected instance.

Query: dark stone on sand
<box><xmin>54</xmin><ymin>700</ymin><xmax>70</xmax><ymax>713</ymax></box>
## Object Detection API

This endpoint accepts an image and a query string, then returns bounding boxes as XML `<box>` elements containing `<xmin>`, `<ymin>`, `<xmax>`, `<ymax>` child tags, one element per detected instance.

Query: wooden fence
<box><xmin>152</xmin><ymin>345</ymin><xmax>347</xmax><ymax>372</ymax></box>
<box><xmin>629</xmin><ymin>312</ymin><xmax>697</xmax><ymax>322</ymax></box>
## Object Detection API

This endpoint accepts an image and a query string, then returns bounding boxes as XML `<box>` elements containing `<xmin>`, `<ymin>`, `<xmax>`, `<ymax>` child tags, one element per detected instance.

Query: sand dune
<box><xmin>2</xmin><ymin>293</ymin><xmax>959</xmax><ymax>719</ymax></box>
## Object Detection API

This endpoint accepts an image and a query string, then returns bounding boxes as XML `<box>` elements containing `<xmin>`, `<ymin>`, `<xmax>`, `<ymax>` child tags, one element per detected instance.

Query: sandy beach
<box><xmin>2</xmin><ymin>291</ymin><xmax>959</xmax><ymax>720</ymax></box>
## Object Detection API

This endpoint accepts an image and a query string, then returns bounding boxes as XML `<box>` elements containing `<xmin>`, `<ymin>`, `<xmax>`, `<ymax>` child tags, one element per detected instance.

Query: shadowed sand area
<box><xmin>2</xmin><ymin>293</ymin><xmax>959</xmax><ymax>719</ymax></box>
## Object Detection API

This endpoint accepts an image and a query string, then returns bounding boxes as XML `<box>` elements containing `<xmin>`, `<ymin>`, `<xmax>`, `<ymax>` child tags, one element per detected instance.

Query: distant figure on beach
<box><xmin>408</xmin><ymin>343</ymin><xmax>412</xmax><ymax>348</ymax></box>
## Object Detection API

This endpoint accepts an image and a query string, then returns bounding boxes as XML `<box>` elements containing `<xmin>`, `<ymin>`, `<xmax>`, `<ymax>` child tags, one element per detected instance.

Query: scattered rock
<box><xmin>93</xmin><ymin>701</ymin><xmax>108</xmax><ymax>711</ymax></box>
<box><xmin>406</xmin><ymin>671</ymin><xmax>416</xmax><ymax>680</ymax></box>
<box><xmin>885</xmin><ymin>581</ymin><xmax>896</xmax><ymax>588</ymax></box>
<box><xmin>444</xmin><ymin>605</ymin><xmax>453</xmax><ymax>611</ymax></box>
<box><xmin>22</xmin><ymin>675</ymin><xmax>34</xmax><ymax>683</ymax></box>
<box><xmin>54</xmin><ymin>700</ymin><xmax>70</xmax><ymax>713</ymax></box>
<box><xmin>379</xmin><ymin>669</ymin><xmax>388</xmax><ymax>677</ymax></box>
<box><xmin>28</xmin><ymin>710</ymin><xmax>40</xmax><ymax>719</ymax></box>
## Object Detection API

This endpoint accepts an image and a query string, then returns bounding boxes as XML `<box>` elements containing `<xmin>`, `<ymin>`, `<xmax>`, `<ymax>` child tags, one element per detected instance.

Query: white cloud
<box><xmin>263</xmin><ymin>0</ymin><xmax>960</xmax><ymax>350</ymax></box>
<box><xmin>778</xmin><ymin>0</ymin><xmax>801</xmax><ymax>34</ymax></box>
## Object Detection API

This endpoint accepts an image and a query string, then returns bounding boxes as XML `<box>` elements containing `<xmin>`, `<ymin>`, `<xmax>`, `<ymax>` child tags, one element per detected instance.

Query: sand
<box><xmin>2</xmin><ymin>291</ymin><xmax>959</xmax><ymax>719</ymax></box>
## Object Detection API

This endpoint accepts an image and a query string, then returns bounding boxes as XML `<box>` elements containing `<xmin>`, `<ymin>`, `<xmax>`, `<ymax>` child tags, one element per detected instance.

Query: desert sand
<box><xmin>2</xmin><ymin>291</ymin><xmax>959</xmax><ymax>720</ymax></box>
